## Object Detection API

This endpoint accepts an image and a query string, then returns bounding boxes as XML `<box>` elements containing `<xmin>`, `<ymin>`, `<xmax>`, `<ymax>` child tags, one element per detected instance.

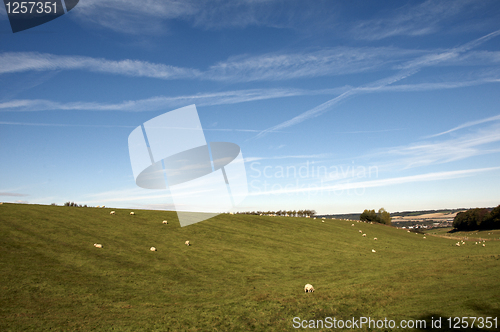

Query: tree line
<box><xmin>235</xmin><ymin>210</ymin><xmax>316</xmax><ymax>217</ymax></box>
<box><xmin>453</xmin><ymin>204</ymin><xmax>500</xmax><ymax>231</ymax></box>
<box><xmin>63</xmin><ymin>202</ymin><xmax>88</xmax><ymax>207</ymax></box>
<box><xmin>360</xmin><ymin>208</ymin><xmax>392</xmax><ymax>225</ymax></box>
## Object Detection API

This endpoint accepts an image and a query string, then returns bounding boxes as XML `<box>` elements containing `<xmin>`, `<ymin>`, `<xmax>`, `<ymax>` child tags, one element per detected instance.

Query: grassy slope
<box><xmin>0</xmin><ymin>203</ymin><xmax>499</xmax><ymax>331</ymax></box>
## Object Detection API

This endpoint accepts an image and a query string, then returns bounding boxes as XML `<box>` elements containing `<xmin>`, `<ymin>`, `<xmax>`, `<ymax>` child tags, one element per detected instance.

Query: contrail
<box><xmin>251</xmin><ymin>29</ymin><xmax>500</xmax><ymax>140</ymax></box>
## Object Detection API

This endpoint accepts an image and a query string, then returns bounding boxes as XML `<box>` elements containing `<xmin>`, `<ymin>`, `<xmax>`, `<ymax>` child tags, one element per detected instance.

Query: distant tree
<box><xmin>453</xmin><ymin>207</ymin><xmax>493</xmax><ymax>230</ymax></box>
<box><xmin>378</xmin><ymin>208</ymin><xmax>392</xmax><ymax>225</ymax></box>
<box><xmin>360</xmin><ymin>209</ymin><xmax>379</xmax><ymax>222</ymax></box>
<box><xmin>485</xmin><ymin>204</ymin><xmax>500</xmax><ymax>229</ymax></box>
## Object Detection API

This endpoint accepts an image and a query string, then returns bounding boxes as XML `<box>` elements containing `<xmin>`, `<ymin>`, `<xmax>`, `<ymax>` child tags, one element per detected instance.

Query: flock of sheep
<box><xmin>92</xmin><ymin>211</ymin><xmax>190</xmax><ymax>251</ymax></box>
<box><xmin>92</xmin><ymin>208</ymin><xmax>491</xmax><ymax>296</ymax></box>
<box><xmin>456</xmin><ymin>240</ymin><xmax>486</xmax><ymax>247</ymax></box>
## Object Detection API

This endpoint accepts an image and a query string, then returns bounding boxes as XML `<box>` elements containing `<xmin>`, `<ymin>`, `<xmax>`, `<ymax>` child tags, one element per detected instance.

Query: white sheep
<box><xmin>94</xmin><ymin>243</ymin><xmax>102</xmax><ymax>248</ymax></box>
<box><xmin>130</xmin><ymin>212</ymin><xmax>135</xmax><ymax>215</ymax></box>
<box><xmin>150</xmin><ymin>247</ymin><xmax>157</xmax><ymax>251</ymax></box>
<box><xmin>423</xmin><ymin>236</ymin><xmax>426</xmax><ymax>239</ymax></box>
<box><xmin>110</xmin><ymin>211</ymin><xmax>115</xmax><ymax>215</ymax></box>
<box><xmin>313</xmin><ymin>217</ymin><xmax>316</xmax><ymax>219</ymax></box>
<box><xmin>483</xmin><ymin>243</ymin><xmax>486</xmax><ymax>247</ymax></box>
<box><xmin>304</xmin><ymin>284</ymin><xmax>315</xmax><ymax>293</ymax></box>
<box><xmin>162</xmin><ymin>220</ymin><xmax>168</xmax><ymax>224</ymax></box>
<box><xmin>322</xmin><ymin>220</ymin><xmax>325</xmax><ymax>223</ymax></box>
<box><xmin>96</xmin><ymin>206</ymin><xmax>100</xmax><ymax>208</ymax></box>
<box><xmin>185</xmin><ymin>240</ymin><xmax>190</xmax><ymax>246</ymax></box>
<box><xmin>456</xmin><ymin>242</ymin><xmax>460</xmax><ymax>247</ymax></box>
<box><xmin>371</xmin><ymin>249</ymin><xmax>376</xmax><ymax>253</ymax></box>
<box><xmin>351</xmin><ymin>224</ymin><xmax>354</xmax><ymax>226</ymax></box>
<box><xmin>102</xmin><ymin>206</ymin><xmax>105</xmax><ymax>208</ymax></box>
<box><xmin>362</xmin><ymin>234</ymin><xmax>366</xmax><ymax>237</ymax></box>
<box><xmin>359</xmin><ymin>230</ymin><xmax>362</xmax><ymax>233</ymax></box>
<box><xmin>374</xmin><ymin>237</ymin><xmax>377</xmax><ymax>240</ymax></box>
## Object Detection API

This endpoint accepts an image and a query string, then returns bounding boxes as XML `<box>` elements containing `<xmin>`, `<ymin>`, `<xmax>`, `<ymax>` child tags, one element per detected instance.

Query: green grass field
<box><xmin>1</xmin><ymin>203</ymin><xmax>499</xmax><ymax>331</ymax></box>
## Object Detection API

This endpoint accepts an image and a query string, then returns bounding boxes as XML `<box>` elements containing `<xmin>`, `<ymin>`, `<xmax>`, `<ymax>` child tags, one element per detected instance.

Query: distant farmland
<box><xmin>1</xmin><ymin>203</ymin><xmax>499</xmax><ymax>331</ymax></box>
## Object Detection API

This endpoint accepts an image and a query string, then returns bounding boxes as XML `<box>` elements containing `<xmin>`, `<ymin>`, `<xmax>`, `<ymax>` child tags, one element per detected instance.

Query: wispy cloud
<box><xmin>0</xmin><ymin>87</ymin><xmax>348</xmax><ymax>113</ymax></box>
<box><xmin>204</xmin><ymin>47</ymin><xmax>422</xmax><ymax>82</ymax></box>
<box><xmin>249</xmin><ymin>167</ymin><xmax>500</xmax><ymax>196</ymax></box>
<box><xmin>73</xmin><ymin>0</ymin><xmax>332</xmax><ymax>34</ymax></box>
<box><xmin>371</xmin><ymin>121</ymin><xmax>500</xmax><ymax>169</ymax></box>
<box><xmin>252</xmin><ymin>30</ymin><xmax>500</xmax><ymax>139</ymax></box>
<box><xmin>73</xmin><ymin>0</ymin><xmax>198</xmax><ymax>34</ymax></box>
<box><xmin>351</xmin><ymin>0</ymin><xmax>484</xmax><ymax>40</ymax></box>
<box><xmin>250</xmin><ymin>69</ymin><xmax>417</xmax><ymax>140</ymax></box>
<box><xmin>2</xmin><ymin>76</ymin><xmax>498</xmax><ymax>116</ymax></box>
<box><xmin>426</xmin><ymin>113</ymin><xmax>500</xmax><ymax>138</ymax></box>
<box><xmin>0</xmin><ymin>52</ymin><xmax>200</xmax><ymax>79</ymax></box>
<box><xmin>1</xmin><ymin>46</ymin><xmax>496</xmax><ymax>83</ymax></box>
<box><xmin>0</xmin><ymin>47</ymin><xmax>423</xmax><ymax>82</ymax></box>
<box><xmin>397</xmin><ymin>29</ymin><xmax>500</xmax><ymax>70</ymax></box>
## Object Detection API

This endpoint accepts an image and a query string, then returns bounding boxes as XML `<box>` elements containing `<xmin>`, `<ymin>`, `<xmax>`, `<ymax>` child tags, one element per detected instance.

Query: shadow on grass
<box><xmin>417</xmin><ymin>303</ymin><xmax>500</xmax><ymax>331</ymax></box>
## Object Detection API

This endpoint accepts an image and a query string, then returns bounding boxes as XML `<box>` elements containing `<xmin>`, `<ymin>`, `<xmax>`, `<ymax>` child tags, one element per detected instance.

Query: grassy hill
<box><xmin>1</xmin><ymin>203</ymin><xmax>499</xmax><ymax>331</ymax></box>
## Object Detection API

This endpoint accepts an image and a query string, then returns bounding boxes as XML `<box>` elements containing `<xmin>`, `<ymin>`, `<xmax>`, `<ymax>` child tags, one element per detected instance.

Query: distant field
<box><xmin>426</xmin><ymin>228</ymin><xmax>500</xmax><ymax>241</ymax></box>
<box><xmin>1</xmin><ymin>203</ymin><xmax>499</xmax><ymax>331</ymax></box>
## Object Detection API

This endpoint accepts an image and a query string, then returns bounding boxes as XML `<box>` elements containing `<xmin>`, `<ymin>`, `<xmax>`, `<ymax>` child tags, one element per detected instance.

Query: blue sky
<box><xmin>1</xmin><ymin>0</ymin><xmax>499</xmax><ymax>214</ymax></box>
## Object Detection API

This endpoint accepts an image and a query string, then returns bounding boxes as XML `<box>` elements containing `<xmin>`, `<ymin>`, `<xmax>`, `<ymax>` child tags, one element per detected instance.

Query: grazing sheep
<box><xmin>371</xmin><ymin>249</ymin><xmax>376</xmax><ymax>253</ymax></box>
<box><xmin>162</xmin><ymin>220</ymin><xmax>168</xmax><ymax>224</ymax></box>
<box><xmin>483</xmin><ymin>244</ymin><xmax>486</xmax><ymax>247</ymax></box>
<box><xmin>96</xmin><ymin>206</ymin><xmax>100</xmax><ymax>208</ymax></box>
<box><xmin>362</xmin><ymin>234</ymin><xmax>366</xmax><ymax>237</ymax></box>
<box><xmin>322</xmin><ymin>217</ymin><xmax>325</xmax><ymax>219</ymax></box>
<box><xmin>130</xmin><ymin>212</ymin><xmax>135</xmax><ymax>215</ymax></box>
<box><xmin>185</xmin><ymin>240</ymin><xmax>190</xmax><ymax>246</ymax></box>
<box><xmin>150</xmin><ymin>247</ymin><xmax>157</xmax><ymax>251</ymax></box>
<box><xmin>351</xmin><ymin>224</ymin><xmax>354</xmax><ymax>226</ymax></box>
<box><xmin>475</xmin><ymin>242</ymin><xmax>478</xmax><ymax>244</ymax></box>
<box><xmin>313</xmin><ymin>217</ymin><xmax>316</xmax><ymax>219</ymax></box>
<box><xmin>359</xmin><ymin>230</ymin><xmax>363</xmax><ymax>233</ymax></box>
<box><xmin>322</xmin><ymin>220</ymin><xmax>325</xmax><ymax>223</ymax></box>
<box><xmin>374</xmin><ymin>237</ymin><xmax>377</xmax><ymax>240</ymax></box>
<box><xmin>94</xmin><ymin>243</ymin><xmax>102</xmax><ymax>248</ymax></box>
<box><xmin>423</xmin><ymin>236</ymin><xmax>426</xmax><ymax>239</ymax></box>
<box><xmin>102</xmin><ymin>206</ymin><xmax>105</xmax><ymax>208</ymax></box>
<box><xmin>407</xmin><ymin>230</ymin><xmax>410</xmax><ymax>233</ymax></box>
<box><xmin>304</xmin><ymin>284</ymin><xmax>315</xmax><ymax>293</ymax></box>
<box><xmin>110</xmin><ymin>211</ymin><xmax>115</xmax><ymax>215</ymax></box>
<box><xmin>456</xmin><ymin>242</ymin><xmax>460</xmax><ymax>247</ymax></box>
